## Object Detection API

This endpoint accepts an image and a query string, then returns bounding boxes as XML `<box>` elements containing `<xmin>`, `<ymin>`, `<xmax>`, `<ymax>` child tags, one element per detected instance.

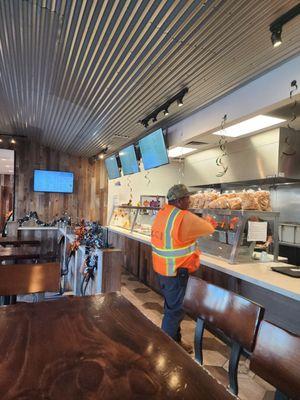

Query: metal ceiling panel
<box><xmin>0</xmin><ymin>0</ymin><xmax>299</xmax><ymax>156</ymax></box>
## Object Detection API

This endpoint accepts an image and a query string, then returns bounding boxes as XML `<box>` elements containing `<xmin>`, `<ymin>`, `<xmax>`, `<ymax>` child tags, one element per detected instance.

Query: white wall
<box><xmin>107</xmin><ymin>161</ymin><xmax>183</xmax><ymax>222</ymax></box>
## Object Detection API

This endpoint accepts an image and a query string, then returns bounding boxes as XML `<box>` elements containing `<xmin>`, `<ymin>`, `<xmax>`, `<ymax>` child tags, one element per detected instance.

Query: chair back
<box><xmin>0</xmin><ymin>262</ymin><xmax>60</xmax><ymax>296</ymax></box>
<box><xmin>250</xmin><ymin>320</ymin><xmax>300</xmax><ymax>400</ymax></box>
<box><xmin>183</xmin><ymin>276</ymin><xmax>264</xmax><ymax>352</ymax></box>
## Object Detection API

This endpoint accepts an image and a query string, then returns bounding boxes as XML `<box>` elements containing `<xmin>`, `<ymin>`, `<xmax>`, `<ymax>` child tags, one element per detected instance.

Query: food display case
<box><xmin>109</xmin><ymin>206</ymin><xmax>159</xmax><ymax>236</ymax></box>
<box><xmin>109</xmin><ymin>206</ymin><xmax>138</xmax><ymax>231</ymax></box>
<box><xmin>194</xmin><ymin>209</ymin><xmax>279</xmax><ymax>264</ymax></box>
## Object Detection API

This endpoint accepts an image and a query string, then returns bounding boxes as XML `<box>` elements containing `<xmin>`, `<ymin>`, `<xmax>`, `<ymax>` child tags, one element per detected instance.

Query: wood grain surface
<box><xmin>0</xmin><ymin>237</ymin><xmax>41</xmax><ymax>246</ymax></box>
<box><xmin>0</xmin><ymin>247</ymin><xmax>40</xmax><ymax>261</ymax></box>
<box><xmin>1</xmin><ymin>138</ymin><xmax>108</xmax><ymax>225</ymax></box>
<box><xmin>0</xmin><ymin>262</ymin><xmax>60</xmax><ymax>296</ymax></box>
<box><xmin>0</xmin><ymin>293</ymin><xmax>236</xmax><ymax>400</ymax></box>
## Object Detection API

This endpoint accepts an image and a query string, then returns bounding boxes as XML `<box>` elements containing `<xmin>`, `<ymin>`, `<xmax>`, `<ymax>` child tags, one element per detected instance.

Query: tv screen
<box><xmin>139</xmin><ymin>128</ymin><xmax>169</xmax><ymax>170</ymax></box>
<box><xmin>119</xmin><ymin>145</ymin><xmax>139</xmax><ymax>175</ymax></box>
<box><xmin>105</xmin><ymin>155</ymin><xmax>121</xmax><ymax>179</ymax></box>
<box><xmin>34</xmin><ymin>170</ymin><xmax>74</xmax><ymax>193</ymax></box>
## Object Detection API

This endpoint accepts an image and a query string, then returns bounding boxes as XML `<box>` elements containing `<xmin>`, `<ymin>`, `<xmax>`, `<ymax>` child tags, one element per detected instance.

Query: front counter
<box><xmin>108</xmin><ymin>226</ymin><xmax>300</xmax><ymax>335</ymax></box>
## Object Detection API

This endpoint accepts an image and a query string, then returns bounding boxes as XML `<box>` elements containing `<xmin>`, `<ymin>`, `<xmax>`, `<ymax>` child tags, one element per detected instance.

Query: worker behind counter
<box><xmin>151</xmin><ymin>184</ymin><xmax>215</xmax><ymax>351</ymax></box>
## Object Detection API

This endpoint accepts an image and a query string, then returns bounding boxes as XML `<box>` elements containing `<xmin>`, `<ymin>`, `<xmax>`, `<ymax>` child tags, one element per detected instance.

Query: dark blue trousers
<box><xmin>157</xmin><ymin>268</ymin><xmax>189</xmax><ymax>342</ymax></box>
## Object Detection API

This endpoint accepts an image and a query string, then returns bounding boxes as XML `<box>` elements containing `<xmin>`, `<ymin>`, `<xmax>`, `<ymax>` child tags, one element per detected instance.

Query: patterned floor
<box><xmin>120</xmin><ymin>269</ymin><xmax>276</xmax><ymax>400</ymax></box>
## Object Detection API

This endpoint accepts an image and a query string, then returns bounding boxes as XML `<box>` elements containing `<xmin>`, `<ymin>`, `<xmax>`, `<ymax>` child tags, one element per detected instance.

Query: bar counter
<box><xmin>108</xmin><ymin>226</ymin><xmax>300</xmax><ymax>335</ymax></box>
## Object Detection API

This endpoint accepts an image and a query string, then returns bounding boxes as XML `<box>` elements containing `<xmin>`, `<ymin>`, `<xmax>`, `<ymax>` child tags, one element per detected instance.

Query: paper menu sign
<box><xmin>247</xmin><ymin>221</ymin><xmax>267</xmax><ymax>242</ymax></box>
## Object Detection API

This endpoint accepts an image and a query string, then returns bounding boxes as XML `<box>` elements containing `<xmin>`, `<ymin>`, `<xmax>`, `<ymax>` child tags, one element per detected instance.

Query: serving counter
<box><xmin>108</xmin><ymin>226</ymin><xmax>300</xmax><ymax>335</ymax></box>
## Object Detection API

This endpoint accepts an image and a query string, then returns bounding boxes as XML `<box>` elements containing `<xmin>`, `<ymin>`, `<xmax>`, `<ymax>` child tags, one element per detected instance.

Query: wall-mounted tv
<box><xmin>34</xmin><ymin>170</ymin><xmax>74</xmax><ymax>193</ymax></box>
<box><xmin>119</xmin><ymin>145</ymin><xmax>139</xmax><ymax>175</ymax></box>
<box><xmin>138</xmin><ymin>128</ymin><xmax>169</xmax><ymax>170</ymax></box>
<box><xmin>105</xmin><ymin>155</ymin><xmax>121</xmax><ymax>179</ymax></box>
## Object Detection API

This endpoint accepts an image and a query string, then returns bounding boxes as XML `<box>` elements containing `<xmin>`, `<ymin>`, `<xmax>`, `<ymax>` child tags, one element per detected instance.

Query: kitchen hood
<box><xmin>184</xmin><ymin>127</ymin><xmax>300</xmax><ymax>188</ymax></box>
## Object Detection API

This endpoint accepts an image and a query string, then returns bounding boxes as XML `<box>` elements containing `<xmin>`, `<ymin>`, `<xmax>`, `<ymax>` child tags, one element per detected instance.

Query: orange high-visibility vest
<box><xmin>151</xmin><ymin>204</ymin><xmax>201</xmax><ymax>276</ymax></box>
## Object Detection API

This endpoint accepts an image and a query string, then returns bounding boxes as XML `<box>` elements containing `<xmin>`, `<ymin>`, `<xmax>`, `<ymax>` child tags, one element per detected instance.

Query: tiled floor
<box><xmin>120</xmin><ymin>269</ymin><xmax>276</xmax><ymax>400</ymax></box>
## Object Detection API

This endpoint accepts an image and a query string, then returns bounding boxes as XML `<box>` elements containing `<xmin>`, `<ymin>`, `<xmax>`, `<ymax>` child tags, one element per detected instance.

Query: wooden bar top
<box><xmin>0</xmin><ymin>293</ymin><xmax>236</xmax><ymax>400</ymax></box>
<box><xmin>0</xmin><ymin>247</ymin><xmax>40</xmax><ymax>261</ymax></box>
<box><xmin>0</xmin><ymin>237</ymin><xmax>41</xmax><ymax>246</ymax></box>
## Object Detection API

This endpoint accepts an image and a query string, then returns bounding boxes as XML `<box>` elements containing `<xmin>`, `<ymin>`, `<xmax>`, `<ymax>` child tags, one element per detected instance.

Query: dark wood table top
<box><xmin>0</xmin><ymin>237</ymin><xmax>41</xmax><ymax>246</ymax></box>
<box><xmin>0</xmin><ymin>247</ymin><xmax>40</xmax><ymax>261</ymax></box>
<box><xmin>0</xmin><ymin>293</ymin><xmax>236</xmax><ymax>400</ymax></box>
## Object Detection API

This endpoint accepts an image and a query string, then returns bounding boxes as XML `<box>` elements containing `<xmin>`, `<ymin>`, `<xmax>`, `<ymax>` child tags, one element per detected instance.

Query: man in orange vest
<box><xmin>151</xmin><ymin>184</ymin><xmax>215</xmax><ymax>347</ymax></box>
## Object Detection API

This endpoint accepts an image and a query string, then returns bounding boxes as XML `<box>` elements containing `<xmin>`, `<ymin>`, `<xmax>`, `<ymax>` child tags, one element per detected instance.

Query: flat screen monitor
<box><xmin>119</xmin><ymin>145</ymin><xmax>139</xmax><ymax>175</ymax></box>
<box><xmin>105</xmin><ymin>155</ymin><xmax>121</xmax><ymax>179</ymax></box>
<box><xmin>139</xmin><ymin>128</ymin><xmax>169</xmax><ymax>170</ymax></box>
<box><xmin>34</xmin><ymin>170</ymin><xmax>74</xmax><ymax>193</ymax></box>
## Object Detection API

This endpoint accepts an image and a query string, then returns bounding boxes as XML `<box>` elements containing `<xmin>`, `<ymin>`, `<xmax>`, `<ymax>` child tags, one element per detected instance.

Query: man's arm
<box><xmin>179</xmin><ymin>212</ymin><xmax>215</xmax><ymax>242</ymax></box>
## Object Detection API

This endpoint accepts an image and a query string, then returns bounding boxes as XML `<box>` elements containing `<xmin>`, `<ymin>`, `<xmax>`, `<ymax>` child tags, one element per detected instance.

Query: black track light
<box><xmin>270</xmin><ymin>4</ymin><xmax>300</xmax><ymax>48</ymax></box>
<box><xmin>271</xmin><ymin>29</ymin><xmax>282</xmax><ymax>48</ymax></box>
<box><xmin>137</xmin><ymin>87</ymin><xmax>188</xmax><ymax>128</ymax></box>
<box><xmin>177</xmin><ymin>98</ymin><xmax>183</xmax><ymax>107</ymax></box>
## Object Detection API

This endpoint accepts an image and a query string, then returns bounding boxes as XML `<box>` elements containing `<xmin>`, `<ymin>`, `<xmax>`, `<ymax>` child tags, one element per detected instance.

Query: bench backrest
<box><xmin>183</xmin><ymin>276</ymin><xmax>264</xmax><ymax>351</ymax></box>
<box><xmin>250</xmin><ymin>320</ymin><xmax>300</xmax><ymax>399</ymax></box>
<box><xmin>0</xmin><ymin>262</ymin><xmax>60</xmax><ymax>296</ymax></box>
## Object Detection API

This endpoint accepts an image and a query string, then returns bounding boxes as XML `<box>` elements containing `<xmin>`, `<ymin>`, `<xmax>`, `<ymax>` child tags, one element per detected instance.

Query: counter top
<box><xmin>108</xmin><ymin>226</ymin><xmax>300</xmax><ymax>301</ymax></box>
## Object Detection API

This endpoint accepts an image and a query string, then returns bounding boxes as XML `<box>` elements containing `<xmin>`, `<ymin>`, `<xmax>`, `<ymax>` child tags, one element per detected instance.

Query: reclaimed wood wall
<box><xmin>0</xmin><ymin>174</ymin><xmax>14</xmax><ymax>231</ymax></box>
<box><xmin>1</xmin><ymin>139</ymin><xmax>108</xmax><ymax>224</ymax></box>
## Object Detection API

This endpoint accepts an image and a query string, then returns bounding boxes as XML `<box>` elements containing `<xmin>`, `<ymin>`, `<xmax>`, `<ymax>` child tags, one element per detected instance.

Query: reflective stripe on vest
<box><xmin>152</xmin><ymin>243</ymin><xmax>196</xmax><ymax>258</ymax></box>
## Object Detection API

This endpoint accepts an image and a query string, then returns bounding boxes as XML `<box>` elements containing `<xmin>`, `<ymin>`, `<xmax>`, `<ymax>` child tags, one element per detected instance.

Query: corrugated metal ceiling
<box><xmin>0</xmin><ymin>0</ymin><xmax>299</xmax><ymax>156</ymax></box>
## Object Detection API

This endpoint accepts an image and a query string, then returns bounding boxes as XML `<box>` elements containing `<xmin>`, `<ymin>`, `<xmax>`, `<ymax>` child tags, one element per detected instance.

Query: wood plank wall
<box><xmin>0</xmin><ymin>174</ymin><xmax>14</xmax><ymax>231</ymax></box>
<box><xmin>1</xmin><ymin>139</ymin><xmax>108</xmax><ymax>224</ymax></box>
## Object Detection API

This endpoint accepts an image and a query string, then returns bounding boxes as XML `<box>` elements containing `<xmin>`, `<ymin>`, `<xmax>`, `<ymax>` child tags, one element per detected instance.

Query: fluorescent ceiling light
<box><xmin>212</xmin><ymin>115</ymin><xmax>286</xmax><ymax>137</ymax></box>
<box><xmin>168</xmin><ymin>146</ymin><xmax>196</xmax><ymax>158</ymax></box>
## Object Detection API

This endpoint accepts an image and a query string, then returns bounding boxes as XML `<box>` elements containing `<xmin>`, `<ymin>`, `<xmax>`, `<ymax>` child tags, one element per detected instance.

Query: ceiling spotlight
<box><xmin>152</xmin><ymin>116</ymin><xmax>158</xmax><ymax>123</ymax></box>
<box><xmin>177</xmin><ymin>98</ymin><xmax>183</xmax><ymax>107</ymax></box>
<box><xmin>269</xmin><ymin>4</ymin><xmax>300</xmax><ymax>48</ymax></box>
<box><xmin>163</xmin><ymin>109</ymin><xmax>169</xmax><ymax>116</ymax></box>
<box><xmin>0</xmin><ymin>138</ymin><xmax>3</xmax><ymax>143</ymax></box>
<box><xmin>271</xmin><ymin>29</ymin><xmax>282</xmax><ymax>47</ymax></box>
<box><xmin>143</xmin><ymin>121</ymin><xmax>149</xmax><ymax>128</ymax></box>
<box><xmin>99</xmin><ymin>153</ymin><xmax>104</xmax><ymax>160</ymax></box>
<box><xmin>10</xmin><ymin>138</ymin><xmax>16</xmax><ymax>144</ymax></box>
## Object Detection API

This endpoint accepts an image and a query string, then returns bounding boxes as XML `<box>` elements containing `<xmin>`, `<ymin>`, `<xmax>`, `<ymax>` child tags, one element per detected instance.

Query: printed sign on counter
<box><xmin>247</xmin><ymin>221</ymin><xmax>267</xmax><ymax>242</ymax></box>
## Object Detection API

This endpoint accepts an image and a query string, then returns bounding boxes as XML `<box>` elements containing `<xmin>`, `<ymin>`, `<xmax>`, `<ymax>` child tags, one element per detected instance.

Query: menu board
<box><xmin>34</xmin><ymin>170</ymin><xmax>74</xmax><ymax>193</ymax></box>
<box><xmin>119</xmin><ymin>145</ymin><xmax>139</xmax><ymax>175</ymax></box>
<box><xmin>105</xmin><ymin>155</ymin><xmax>121</xmax><ymax>180</ymax></box>
<box><xmin>139</xmin><ymin>129</ymin><xmax>169</xmax><ymax>170</ymax></box>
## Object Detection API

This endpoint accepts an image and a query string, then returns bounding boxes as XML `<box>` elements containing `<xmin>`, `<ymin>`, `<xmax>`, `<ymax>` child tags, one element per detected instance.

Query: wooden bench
<box><xmin>0</xmin><ymin>262</ymin><xmax>60</xmax><ymax>305</ymax></box>
<box><xmin>183</xmin><ymin>275</ymin><xmax>264</xmax><ymax>395</ymax></box>
<box><xmin>250</xmin><ymin>320</ymin><xmax>300</xmax><ymax>400</ymax></box>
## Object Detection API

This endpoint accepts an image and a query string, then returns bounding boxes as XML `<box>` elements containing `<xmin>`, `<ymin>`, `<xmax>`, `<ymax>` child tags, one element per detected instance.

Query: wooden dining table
<box><xmin>0</xmin><ymin>246</ymin><xmax>40</xmax><ymax>262</ymax></box>
<box><xmin>0</xmin><ymin>236</ymin><xmax>41</xmax><ymax>247</ymax></box>
<box><xmin>0</xmin><ymin>293</ymin><xmax>236</xmax><ymax>400</ymax></box>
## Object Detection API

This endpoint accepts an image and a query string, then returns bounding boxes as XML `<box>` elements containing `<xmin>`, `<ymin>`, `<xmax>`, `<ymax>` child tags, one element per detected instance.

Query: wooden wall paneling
<box><xmin>124</xmin><ymin>237</ymin><xmax>140</xmax><ymax>276</ymax></box>
<box><xmin>0</xmin><ymin>174</ymin><xmax>14</xmax><ymax>231</ymax></box>
<box><xmin>1</xmin><ymin>139</ymin><xmax>108</xmax><ymax>225</ymax></box>
<box><xmin>139</xmin><ymin>242</ymin><xmax>160</xmax><ymax>293</ymax></box>
<box><xmin>100</xmin><ymin>249</ymin><xmax>122</xmax><ymax>293</ymax></box>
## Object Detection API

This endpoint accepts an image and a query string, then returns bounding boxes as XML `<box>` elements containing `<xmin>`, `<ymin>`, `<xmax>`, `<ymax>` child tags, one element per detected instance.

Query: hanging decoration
<box><xmin>145</xmin><ymin>169</ymin><xmax>151</xmax><ymax>186</ymax></box>
<box><xmin>127</xmin><ymin>176</ymin><xmax>133</xmax><ymax>205</ymax></box>
<box><xmin>18</xmin><ymin>211</ymin><xmax>71</xmax><ymax>227</ymax></box>
<box><xmin>282</xmin><ymin>79</ymin><xmax>298</xmax><ymax>157</ymax></box>
<box><xmin>216</xmin><ymin>114</ymin><xmax>229</xmax><ymax>177</ymax></box>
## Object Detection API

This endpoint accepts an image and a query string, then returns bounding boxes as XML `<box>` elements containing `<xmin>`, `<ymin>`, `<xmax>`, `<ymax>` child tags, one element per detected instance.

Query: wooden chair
<box><xmin>250</xmin><ymin>320</ymin><xmax>300</xmax><ymax>400</ymax></box>
<box><xmin>0</xmin><ymin>262</ymin><xmax>60</xmax><ymax>305</ymax></box>
<box><xmin>183</xmin><ymin>276</ymin><xmax>264</xmax><ymax>395</ymax></box>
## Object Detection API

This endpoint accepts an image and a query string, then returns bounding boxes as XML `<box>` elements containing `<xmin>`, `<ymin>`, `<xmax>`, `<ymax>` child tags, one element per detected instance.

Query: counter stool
<box><xmin>183</xmin><ymin>276</ymin><xmax>264</xmax><ymax>395</ymax></box>
<box><xmin>250</xmin><ymin>320</ymin><xmax>300</xmax><ymax>400</ymax></box>
<box><xmin>0</xmin><ymin>262</ymin><xmax>60</xmax><ymax>305</ymax></box>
